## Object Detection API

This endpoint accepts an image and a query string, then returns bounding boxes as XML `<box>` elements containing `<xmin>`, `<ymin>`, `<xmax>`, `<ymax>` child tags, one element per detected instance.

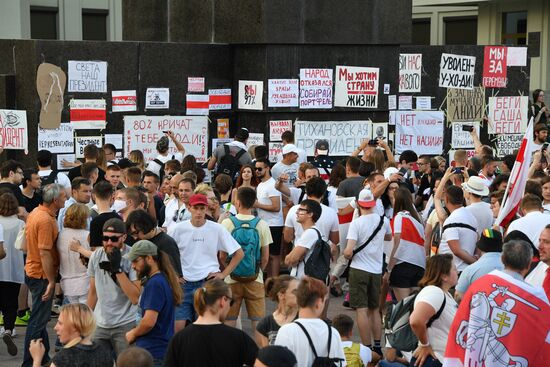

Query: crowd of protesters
<box><xmin>0</xmin><ymin>107</ymin><xmax>550</xmax><ymax>366</ymax></box>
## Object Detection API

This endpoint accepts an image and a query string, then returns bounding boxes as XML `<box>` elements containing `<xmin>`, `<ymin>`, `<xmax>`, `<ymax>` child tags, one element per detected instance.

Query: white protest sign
<box><xmin>439</xmin><ymin>53</ymin><xmax>476</xmax><ymax>90</ymax></box>
<box><xmin>0</xmin><ymin>109</ymin><xmax>27</xmax><ymax>151</ymax></box>
<box><xmin>124</xmin><ymin>116</ymin><xmax>208</xmax><ymax>162</ymax></box>
<box><xmin>488</xmin><ymin>96</ymin><xmax>529</xmax><ymax>134</ymax></box>
<box><xmin>68</xmin><ymin>61</ymin><xmax>107</xmax><ymax>93</ymax></box>
<box><xmin>507</xmin><ymin>47</ymin><xmax>527</xmax><ymax>67</ymax></box>
<box><xmin>269</xmin><ymin>142</ymin><xmax>284</xmax><ymax>163</ymax></box>
<box><xmin>416</xmin><ymin>97</ymin><xmax>431</xmax><ymax>110</ymax></box>
<box><xmin>371</xmin><ymin>123</ymin><xmax>388</xmax><ymax>140</ymax></box>
<box><xmin>299</xmin><ymin>68</ymin><xmax>333</xmax><ymax>109</ymax></box>
<box><xmin>494</xmin><ymin>134</ymin><xmax>522</xmax><ymax>157</ymax></box>
<box><xmin>246</xmin><ymin>133</ymin><xmax>264</xmax><ymax>148</ymax></box>
<box><xmin>187</xmin><ymin>77</ymin><xmax>205</xmax><ymax>92</ymax></box>
<box><xmin>270</xmin><ymin>120</ymin><xmax>293</xmax><ymax>141</ymax></box>
<box><xmin>395</xmin><ymin>111</ymin><xmax>444</xmax><ymax>155</ymax></box>
<box><xmin>75</xmin><ymin>136</ymin><xmax>102</xmax><ymax>158</ymax></box>
<box><xmin>388</xmin><ymin>95</ymin><xmax>397</xmax><ymax>110</ymax></box>
<box><xmin>389</xmin><ymin>111</ymin><xmax>396</xmax><ymax>125</ymax></box>
<box><xmin>104</xmin><ymin>134</ymin><xmax>123</xmax><ymax>150</ymax></box>
<box><xmin>398</xmin><ymin>95</ymin><xmax>412</xmax><ymax>110</ymax></box>
<box><xmin>268</xmin><ymin>79</ymin><xmax>299</xmax><ymax>107</ymax></box>
<box><xmin>56</xmin><ymin>154</ymin><xmax>75</xmax><ymax>171</ymax></box>
<box><xmin>212</xmin><ymin>138</ymin><xmax>233</xmax><ymax>153</ymax></box>
<box><xmin>38</xmin><ymin>123</ymin><xmax>74</xmax><ymax>153</ymax></box>
<box><xmin>334</xmin><ymin>66</ymin><xmax>379</xmax><ymax>108</ymax></box>
<box><xmin>145</xmin><ymin>88</ymin><xmax>169</xmax><ymax>109</ymax></box>
<box><xmin>399</xmin><ymin>54</ymin><xmax>422</xmax><ymax>93</ymax></box>
<box><xmin>238</xmin><ymin>81</ymin><xmax>263</xmax><ymax>110</ymax></box>
<box><xmin>295</xmin><ymin>120</ymin><xmax>371</xmax><ymax>156</ymax></box>
<box><xmin>112</xmin><ymin>90</ymin><xmax>137</xmax><ymax>112</ymax></box>
<box><xmin>451</xmin><ymin>121</ymin><xmax>480</xmax><ymax>149</ymax></box>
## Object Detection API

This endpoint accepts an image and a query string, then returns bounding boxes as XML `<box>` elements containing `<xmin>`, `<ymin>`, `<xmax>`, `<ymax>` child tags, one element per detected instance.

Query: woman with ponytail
<box><xmin>164</xmin><ymin>279</ymin><xmax>258</xmax><ymax>367</ymax></box>
<box><xmin>29</xmin><ymin>303</ymin><xmax>113</xmax><ymax>367</ymax></box>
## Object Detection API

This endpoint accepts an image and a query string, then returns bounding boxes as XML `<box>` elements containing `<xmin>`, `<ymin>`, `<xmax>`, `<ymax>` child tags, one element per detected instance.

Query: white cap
<box><xmin>282</xmin><ymin>144</ymin><xmax>299</xmax><ymax>155</ymax></box>
<box><xmin>357</xmin><ymin>189</ymin><xmax>376</xmax><ymax>208</ymax></box>
<box><xmin>383</xmin><ymin>167</ymin><xmax>399</xmax><ymax>180</ymax></box>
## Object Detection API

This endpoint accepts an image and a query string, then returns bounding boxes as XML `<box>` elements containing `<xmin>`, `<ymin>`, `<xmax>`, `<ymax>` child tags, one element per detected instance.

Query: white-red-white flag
<box><xmin>186</xmin><ymin>94</ymin><xmax>209</xmax><ymax>116</ymax></box>
<box><xmin>495</xmin><ymin>117</ymin><xmax>534</xmax><ymax>227</ymax></box>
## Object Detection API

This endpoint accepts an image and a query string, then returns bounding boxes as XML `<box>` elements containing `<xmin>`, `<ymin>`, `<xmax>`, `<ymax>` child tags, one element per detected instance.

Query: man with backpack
<box><xmin>333</xmin><ymin>314</ymin><xmax>379</xmax><ymax>367</ymax></box>
<box><xmin>275</xmin><ymin>167</ymin><xmax>337</xmax><ymax>210</ymax></box>
<box><xmin>207</xmin><ymin>127</ymin><xmax>252</xmax><ymax>180</ymax></box>
<box><xmin>221</xmin><ymin>187</ymin><xmax>271</xmax><ymax>332</ymax></box>
<box><xmin>146</xmin><ymin>131</ymin><xmax>186</xmax><ymax>178</ymax></box>
<box><xmin>37</xmin><ymin>149</ymin><xmax>72</xmax><ymax>197</ymax></box>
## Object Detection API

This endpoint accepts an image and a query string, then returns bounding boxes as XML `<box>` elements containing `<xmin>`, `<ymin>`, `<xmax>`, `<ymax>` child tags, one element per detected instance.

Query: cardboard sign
<box><xmin>269</xmin><ymin>142</ymin><xmax>284</xmax><ymax>163</ymax></box>
<box><xmin>112</xmin><ymin>90</ymin><xmax>137</xmax><ymax>112</ymax></box>
<box><xmin>269</xmin><ymin>120</ymin><xmax>293</xmax><ymax>141</ymax></box>
<box><xmin>0</xmin><ymin>109</ymin><xmax>27</xmax><ymax>151</ymax></box>
<box><xmin>145</xmin><ymin>88</ymin><xmax>169</xmax><ymax>109</ymax></box>
<box><xmin>186</xmin><ymin>94</ymin><xmax>209</xmax><ymax>115</ymax></box>
<box><xmin>69</xmin><ymin>99</ymin><xmax>106</xmax><ymax>129</ymax></box>
<box><xmin>388</xmin><ymin>95</ymin><xmax>397</xmax><ymax>110</ymax></box>
<box><xmin>68</xmin><ymin>61</ymin><xmax>107</xmax><ymax>93</ymax></box>
<box><xmin>398</xmin><ymin>95</ymin><xmax>412</xmax><ymax>110</ymax></box>
<box><xmin>38</xmin><ymin>123</ymin><xmax>74</xmax><ymax>153</ymax></box>
<box><xmin>483</xmin><ymin>46</ymin><xmax>508</xmax><ymax>88</ymax></box>
<box><xmin>238</xmin><ymin>80</ymin><xmax>263</xmax><ymax>110</ymax></box>
<box><xmin>209</xmin><ymin>89</ymin><xmax>231</xmax><ymax>110</ymax></box>
<box><xmin>334</xmin><ymin>66</ymin><xmax>379</xmax><ymax>108</ymax></box>
<box><xmin>507</xmin><ymin>47</ymin><xmax>527</xmax><ymax>67</ymax></box>
<box><xmin>268</xmin><ymin>79</ymin><xmax>299</xmax><ymax>107</ymax></box>
<box><xmin>439</xmin><ymin>53</ymin><xmax>476</xmax><ymax>90</ymax></box>
<box><xmin>451</xmin><ymin>121</ymin><xmax>480</xmax><ymax>149</ymax></box>
<box><xmin>75</xmin><ymin>136</ymin><xmax>102</xmax><ymax>158</ymax></box>
<box><xmin>104</xmin><ymin>134</ymin><xmax>123</xmax><ymax>150</ymax></box>
<box><xmin>217</xmin><ymin>118</ymin><xmax>229</xmax><ymax>138</ymax></box>
<box><xmin>246</xmin><ymin>133</ymin><xmax>264</xmax><ymax>148</ymax></box>
<box><xmin>187</xmin><ymin>77</ymin><xmax>205</xmax><ymax>92</ymax></box>
<box><xmin>494</xmin><ymin>134</ymin><xmax>522</xmax><ymax>157</ymax></box>
<box><xmin>36</xmin><ymin>63</ymin><xmax>66</xmax><ymax>129</ymax></box>
<box><xmin>124</xmin><ymin>116</ymin><xmax>208</xmax><ymax>163</ymax></box>
<box><xmin>416</xmin><ymin>96</ymin><xmax>431</xmax><ymax>110</ymax></box>
<box><xmin>295</xmin><ymin>120</ymin><xmax>371</xmax><ymax>156</ymax></box>
<box><xmin>395</xmin><ymin>111</ymin><xmax>444</xmax><ymax>155</ymax></box>
<box><xmin>371</xmin><ymin>122</ymin><xmax>388</xmax><ymax>140</ymax></box>
<box><xmin>299</xmin><ymin>68</ymin><xmax>333</xmax><ymax>109</ymax></box>
<box><xmin>399</xmin><ymin>54</ymin><xmax>422</xmax><ymax>93</ymax></box>
<box><xmin>488</xmin><ymin>96</ymin><xmax>529</xmax><ymax>134</ymax></box>
<box><xmin>446</xmin><ymin>87</ymin><xmax>485</xmax><ymax>122</ymax></box>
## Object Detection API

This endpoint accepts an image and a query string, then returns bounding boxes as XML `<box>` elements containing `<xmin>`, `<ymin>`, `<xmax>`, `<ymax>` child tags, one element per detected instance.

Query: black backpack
<box><xmin>298</xmin><ymin>186</ymin><xmax>330</xmax><ymax>207</ymax></box>
<box><xmin>217</xmin><ymin>145</ymin><xmax>246</xmax><ymax>180</ymax></box>
<box><xmin>153</xmin><ymin>155</ymin><xmax>175</xmax><ymax>182</ymax></box>
<box><xmin>431</xmin><ymin>221</ymin><xmax>477</xmax><ymax>254</ymax></box>
<box><xmin>295</xmin><ymin>321</ymin><xmax>344</xmax><ymax>367</ymax></box>
<box><xmin>40</xmin><ymin>170</ymin><xmax>58</xmax><ymax>188</ymax></box>
<box><xmin>303</xmin><ymin>228</ymin><xmax>331</xmax><ymax>283</ymax></box>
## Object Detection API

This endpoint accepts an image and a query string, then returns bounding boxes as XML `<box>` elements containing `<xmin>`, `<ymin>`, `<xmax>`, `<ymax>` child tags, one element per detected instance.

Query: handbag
<box><xmin>14</xmin><ymin>224</ymin><xmax>27</xmax><ymax>252</ymax></box>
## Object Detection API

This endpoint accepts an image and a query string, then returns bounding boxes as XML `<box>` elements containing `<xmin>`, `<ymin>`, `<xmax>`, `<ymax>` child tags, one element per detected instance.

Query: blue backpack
<box><xmin>228</xmin><ymin>216</ymin><xmax>262</xmax><ymax>282</ymax></box>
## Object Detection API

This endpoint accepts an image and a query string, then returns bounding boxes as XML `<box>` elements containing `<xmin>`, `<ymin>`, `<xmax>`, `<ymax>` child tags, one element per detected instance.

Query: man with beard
<box><xmin>162</xmin><ymin>176</ymin><xmax>194</xmax><ymax>231</ymax></box>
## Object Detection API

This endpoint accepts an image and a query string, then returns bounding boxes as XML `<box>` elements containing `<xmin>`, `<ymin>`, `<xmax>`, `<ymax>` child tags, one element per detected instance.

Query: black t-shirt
<box><xmin>336</xmin><ymin>176</ymin><xmax>365</xmax><ymax>198</ymax></box>
<box><xmin>89</xmin><ymin>211</ymin><xmax>121</xmax><ymax>247</ymax></box>
<box><xmin>256</xmin><ymin>314</ymin><xmax>282</xmax><ymax>345</ymax></box>
<box><xmin>418</xmin><ymin>174</ymin><xmax>431</xmax><ymax>202</ymax></box>
<box><xmin>164</xmin><ymin>324</ymin><xmax>258</xmax><ymax>367</ymax></box>
<box><xmin>68</xmin><ymin>165</ymin><xmax>105</xmax><ymax>183</ymax></box>
<box><xmin>153</xmin><ymin>195</ymin><xmax>165</xmax><ymax>226</ymax></box>
<box><xmin>150</xmin><ymin>231</ymin><xmax>182</xmax><ymax>277</ymax></box>
<box><xmin>0</xmin><ymin>182</ymin><xmax>26</xmax><ymax>206</ymax></box>
<box><xmin>51</xmin><ymin>342</ymin><xmax>113</xmax><ymax>367</ymax></box>
<box><xmin>21</xmin><ymin>191</ymin><xmax>43</xmax><ymax>213</ymax></box>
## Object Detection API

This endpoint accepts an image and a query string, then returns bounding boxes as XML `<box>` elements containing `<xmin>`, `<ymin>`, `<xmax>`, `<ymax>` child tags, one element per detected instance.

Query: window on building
<box><xmin>502</xmin><ymin>11</ymin><xmax>527</xmax><ymax>46</ymax></box>
<box><xmin>30</xmin><ymin>7</ymin><xmax>58</xmax><ymax>40</ymax></box>
<box><xmin>82</xmin><ymin>10</ymin><xmax>108</xmax><ymax>41</ymax></box>
<box><xmin>412</xmin><ymin>19</ymin><xmax>431</xmax><ymax>45</ymax></box>
<box><xmin>444</xmin><ymin>17</ymin><xmax>478</xmax><ymax>45</ymax></box>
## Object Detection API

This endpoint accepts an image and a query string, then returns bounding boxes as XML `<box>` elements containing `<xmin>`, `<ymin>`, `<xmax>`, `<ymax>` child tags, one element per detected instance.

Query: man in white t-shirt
<box><xmin>275</xmin><ymin>130</ymin><xmax>307</xmax><ymax>164</ymax></box>
<box><xmin>343</xmin><ymin>190</ymin><xmax>391</xmax><ymax>355</ymax></box>
<box><xmin>146</xmin><ymin>131</ymin><xmax>186</xmax><ymax>176</ymax></box>
<box><xmin>253</xmin><ymin>158</ymin><xmax>283</xmax><ymax>278</ymax></box>
<box><xmin>275</xmin><ymin>167</ymin><xmax>337</xmax><ymax>210</ymax></box>
<box><xmin>168</xmin><ymin>194</ymin><xmax>244</xmax><ymax>331</ymax></box>
<box><xmin>506</xmin><ymin>194</ymin><xmax>550</xmax><ymax>251</ymax></box>
<box><xmin>271</xmin><ymin>144</ymin><xmax>300</xmax><ymax>186</ymax></box>
<box><xmin>162</xmin><ymin>176</ymin><xmax>194</xmax><ymax>231</ymax></box>
<box><xmin>462</xmin><ymin>176</ymin><xmax>493</xmax><ymax>234</ymax></box>
<box><xmin>36</xmin><ymin>149</ymin><xmax>72</xmax><ymax>196</ymax></box>
<box><xmin>478</xmin><ymin>155</ymin><xmax>498</xmax><ymax>187</ymax></box>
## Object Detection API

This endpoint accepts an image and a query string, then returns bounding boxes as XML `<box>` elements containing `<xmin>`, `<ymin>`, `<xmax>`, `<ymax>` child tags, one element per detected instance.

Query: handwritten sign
<box><xmin>238</xmin><ymin>80</ymin><xmax>263</xmax><ymax>110</ymax></box>
<box><xmin>439</xmin><ymin>53</ymin><xmax>476</xmax><ymax>90</ymax></box>
<box><xmin>188</xmin><ymin>77</ymin><xmax>205</xmax><ymax>92</ymax></box>
<box><xmin>112</xmin><ymin>90</ymin><xmax>137</xmax><ymax>112</ymax></box>
<box><xmin>38</xmin><ymin>123</ymin><xmax>74</xmax><ymax>153</ymax></box>
<box><xmin>483</xmin><ymin>46</ymin><xmax>507</xmax><ymax>88</ymax></box>
<box><xmin>488</xmin><ymin>96</ymin><xmax>529</xmax><ymax>134</ymax></box>
<box><xmin>299</xmin><ymin>68</ymin><xmax>333</xmax><ymax>109</ymax></box>
<box><xmin>334</xmin><ymin>66</ymin><xmax>379</xmax><ymax>108</ymax></box>
<box><xmin>399</xmin><ymin>95</ymin><xmax>413</xmax><ymax>110</ymax></box>
<box><xmin>494</xmin><ymin>134</ymin><xmax>522</xmax><ymax>157</ymax></box>
<box><xmin>270</xmin><ymin>120</ymin><xmax>293</xmax><ymax>141</ymax></box>
<box><xmin>246</xmin><ymin>133</ymin><xmax>264</xmax><ymax>148</ymax></box>
<box><xmin>269</xmin><ymin>142</ymin><xmax>284</xmax><ymax>163</ymax></box>
<box><xmin>0</xmin><ymin>109</ymin><xmax>27</xmax><ymax>151</ymax></box>
<box><xmin>446</xmin><ymin>87</ymin><xmax>485</xmax><ymax>122</ymax></box>
<box><xmin>145</xmin><ymin>88</ymin><xmax>169</xmax><ymax>109</ymax></box>
<box><xmin>68</xmin><ymin>61</ymin><xmax>107</xmax><ymax>93</ymax></box>
<box><xmin>294</xmin><ymin>120</ymin><xmax>371</xmax><ymax>156</ymax></box>
<box><xmin>75</xmin><ymin>136</ymin><xmax>102</xmax><ymax>158</ymax></box>
<box><xmin>124</xmin><ymin>116</ymin><xmax>208</xmax><ymax>163</ymax></box>
<box><xmin>209</xmin><ymin>89</ymin><xmax>231</xmax><ymax>110</ymax></box>
<box><xmin>395</xmin><ymin>111</ymin><xmax>444</xmax><ymax>155</ymax></box>
<box><xmin>399</xmin><ymin>54</ymin><xmax>422</xmax><ymax>93</ymax></box>
<box><xmin>451</xmin><ymin>121</ymin><xmax>480</xmax><ymax>149</ymax></box>
<box><xmin>69</xmin><ymin>99</ymin><xmax>106</xmax><ymax>129</ymax></box>
<box><xmin>268</xmin><ymin>79</ymin><xmax>299</xmax><ymax>107</ymax></box>
<box><xmin>416</xmin><ymin>97</ymin><xmax>431</xmax><ymax>110</ymax></box>
<box><xmin>448</xmin><ymin>149</ymin><xmax>476</xmax><ymax>166</ymax></box>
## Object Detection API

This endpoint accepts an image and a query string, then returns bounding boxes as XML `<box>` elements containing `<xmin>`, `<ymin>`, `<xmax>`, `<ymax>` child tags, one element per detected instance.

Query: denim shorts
<box><xmin>175</xmin><ymin>280</ymin><xmax>205</xmax><ymax>322</ymax></box>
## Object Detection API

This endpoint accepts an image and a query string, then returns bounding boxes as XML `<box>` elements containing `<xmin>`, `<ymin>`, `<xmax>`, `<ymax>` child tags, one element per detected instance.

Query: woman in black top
<box><xmin>530</xmin><ymin>89</ymin><xmax>549</xmax><ymax>124</ymax></box>
<box><xmin>29</xmin><ymin>303</ymin><xmax>113</xmax><ymax>367</ymax></box>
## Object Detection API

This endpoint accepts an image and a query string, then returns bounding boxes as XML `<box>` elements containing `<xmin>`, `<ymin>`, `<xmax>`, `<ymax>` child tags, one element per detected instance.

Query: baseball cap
<box><xmin>256</xmin><ymin>346</ymin><xmax>297</xmax><ymax>367</ymax></box>
<box><xmin>235</xmin><ymin>127</ymin><xmax>249</xmax><ymax>141</ymax></box>
<box><xmin>315</xmin><ymin>140</ymin><xmax>329</xmax><ymax>155</ymax></box>
<box><xmin>123</xmin><ymin>240</ymin><xmax>158</xmax><ymax>262</ymax></box>
<box><xmin>357</xmin><ymin>188</ymin><xmax>376</xmax><ymax>208</ymax></box>
<box><xmin>103</xmin><ymin>218</ymin><xmax>126</xmax><ymax>234</ymax></box>
<box><xmin>282</xmin><ymin>144</ymin><xmax>299</xmax><ymax>155</ymax></box>
<box><xmin>117</xmin><ymin>158</ymin><xmax>136</xmax><ymax>169</ymax></box>
<box><xmin>188</xmin><ymin>193</ymin><xmax>208</xmax><ymax>206</ymax></box>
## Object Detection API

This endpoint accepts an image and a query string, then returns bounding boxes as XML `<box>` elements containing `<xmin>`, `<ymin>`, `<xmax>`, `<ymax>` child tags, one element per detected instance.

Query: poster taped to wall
<box><xmin>399</xmin><ymin>54</ymin><xmax>422</xmax><ymax>93</ymax></box>
<box><xmin>299</xmin><ymin>68</ymin><xmax>333</xmax><ymax>109</ymax></box>
<box><xmin>394</xmin><ymin>110</ymin><xmax>444</xmax><ymax>155</ymax></box>
<box><xmin>238</xmin><ymin>81</ymin><xmax>263</xmax><ymax>110</ymax></box>
<box><xmin>145</xmin><ymin>88</ymin><xmax>169</xmax><ymax>109</ymax></box>
<box><xmin>483</xmin><ymin>46</ymin><xmax>507</xmax><ymax>88</ymax></box>
<box><xmin>68</xmin><ymin>61</ymin><xmax>107</xmax><ymax>93</ymax></box>
<box><xmin>446</xmin><ymin>87</ymin><xmax>485</xmax><ymax>122</ymax></box>
<box><xmin>112</xmin><ymin>90</ymin><xmax>137</xmax><ymax>112</ymax></box>
<box><xmin>268</xmin><ymin>79</ymin><xmax>299</xmax><ymax>107</ymax></box>
<box><xmin>75</xmin><ymin>136</ymin><xmax>102</xmax><ymax>158</ymax></box>
<box><xmin>451</xmin><ymin>121</ymin><xmax>480</xmax><ymax>149</ymax></box>
<box><xmin>38</xmin><ymin>123</ymin><xmax>74</xmax><ymax>153</ymax></box>
<box><xmin>294</xmin><ymin>120</ymin><xmax>371</xmax><ymax>156</ymax></box>
<box><xmin>0</xmin><ymin>109</ymin><xmax>28</xmax><ymax>151</ymax></box>
<box><xmin>334</xmin><ymin>66</ymin><xmax>379</xmax><ymax>108</ymax></box>
<box><xmin>488</xmin><ymin>96</ymin><xmax>529</xmax><ymax>134</ymax></box>
<box><xmin>439</xmin><ymin>53</ymin><xmax>476</xmax><ymax>90</ymax></box>
<box><xmin>69</xmin><ymin>99</ymin><xmax>106</xmax><ymax>129</ymax></box>
<box><xmin>270</xmin><ymin>120</ymin><xmax>293</xmax><ymax>141</ymax></box>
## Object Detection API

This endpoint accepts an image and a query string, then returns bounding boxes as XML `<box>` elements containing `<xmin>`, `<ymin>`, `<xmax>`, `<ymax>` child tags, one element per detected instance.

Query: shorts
<box><xmin>175</xmin><ymin>280</ymin><xmax>204</xmax><ymax>322</ymax></box>
<box><xmin>226</xmin><ymin>281</ymin><xmax>266</xmax><ymax>321</ymax></box>
<box><xmin>349</xmin><ymin>268</ymin><xmax>381</xmax><ymax>309</ymax></box>
<box><xmin>269</xmin><ymin>226</ymin><xmax>284</xmax><ymax>256</ymax></box>
<box><xmin>389</xmin><ymin>262</ymin><xmax>425</xmax><ymax>288</ymax></box>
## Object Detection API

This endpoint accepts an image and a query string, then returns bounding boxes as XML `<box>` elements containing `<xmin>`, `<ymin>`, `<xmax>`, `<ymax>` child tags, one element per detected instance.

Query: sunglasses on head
<box><xmin>102</xmin><ymin>235</ymin><xmax>123</xmax><ymax>242</ymax></box>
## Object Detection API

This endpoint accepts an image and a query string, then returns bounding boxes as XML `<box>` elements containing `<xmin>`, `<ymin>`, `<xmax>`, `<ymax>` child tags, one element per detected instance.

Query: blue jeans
<box><xmin>379</xmin><ymin>361</ymin><xmax>408</xmax><ymax>367</ymax></box>
<box><xmin>175</xmin><ymin>280</ymin><xmax>204</xmax><ymax>322</ymax></box>
<box><xmin>22</xmin><ymin>276</ymin><xmax>54</xmax><ymax>367</ymax></box>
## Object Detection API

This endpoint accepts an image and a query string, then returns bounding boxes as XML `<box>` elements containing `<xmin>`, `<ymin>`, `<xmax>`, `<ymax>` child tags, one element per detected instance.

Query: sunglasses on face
<box><xmin>102</xmin><ymin>235</ymin><xmax>123</xmax><ymax>242</ymax></box>
<box><xmin>255</xmin><ymin>167</ymin><xmax>263</xmax><ymax>171</ymax></box>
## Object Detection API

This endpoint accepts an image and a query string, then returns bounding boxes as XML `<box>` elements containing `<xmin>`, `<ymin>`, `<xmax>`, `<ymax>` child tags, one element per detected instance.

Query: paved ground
<box><xmin>0</xmin><ymin>293</ymin><xmax>362</xmax><ymax>366</ymax></box>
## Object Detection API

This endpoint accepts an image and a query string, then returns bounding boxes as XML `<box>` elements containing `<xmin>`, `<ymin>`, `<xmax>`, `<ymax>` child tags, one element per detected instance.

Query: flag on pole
<box><xmin>495</xmin><ymin>117</ymin><xmax>534</xmax><ymax>227</ymax></box>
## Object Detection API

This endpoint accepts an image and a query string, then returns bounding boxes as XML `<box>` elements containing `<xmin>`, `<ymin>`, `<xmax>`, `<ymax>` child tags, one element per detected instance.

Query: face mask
<box><xmin>111</xmin><ymin>199</ymin><xmax>127</xmax><ymax>213</ymax></box>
